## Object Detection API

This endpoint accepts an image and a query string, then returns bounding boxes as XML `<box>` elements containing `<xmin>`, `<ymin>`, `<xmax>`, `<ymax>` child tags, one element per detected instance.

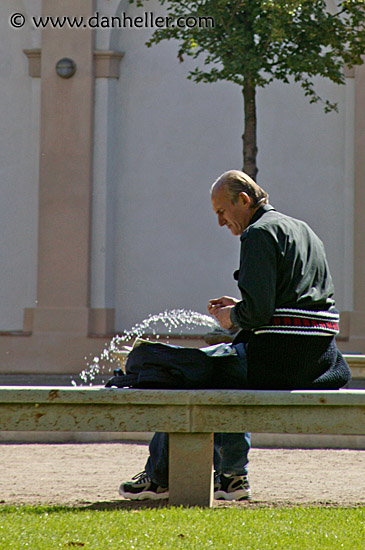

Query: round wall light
<box><xmin>56</xmin><ymin>58</ymin><xmax>76</xmax><ymax>79</ymax></box>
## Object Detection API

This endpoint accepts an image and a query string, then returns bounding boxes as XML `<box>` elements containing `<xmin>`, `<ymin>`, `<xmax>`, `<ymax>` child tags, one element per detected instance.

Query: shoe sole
<box><xmin>214</xmin><ymin>490</ymin><xmax>251</xmax><ymax>501</ymax></box>
<box><xmin>119</xmin><ymin>487</ymin><xmax>169</xmax><ymax>501</ymax></box>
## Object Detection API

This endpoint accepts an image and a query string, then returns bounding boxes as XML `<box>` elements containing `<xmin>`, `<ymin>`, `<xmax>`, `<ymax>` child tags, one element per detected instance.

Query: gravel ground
<box><xmin>0</xmin><ymin>442</ymin><xmax>364</xmax><ymax>508</ymax></box>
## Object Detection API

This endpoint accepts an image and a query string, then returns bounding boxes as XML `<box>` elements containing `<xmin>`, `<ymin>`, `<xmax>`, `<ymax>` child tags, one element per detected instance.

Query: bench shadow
<box><xmin>81</xmin><ymin>499</ymin><xmax>256</xmax><ymax>510</ymax></box>
<box><xmin>82</xmin><ymin>499</ymin><xmax>169</xmax><ymax>510</ymax></box>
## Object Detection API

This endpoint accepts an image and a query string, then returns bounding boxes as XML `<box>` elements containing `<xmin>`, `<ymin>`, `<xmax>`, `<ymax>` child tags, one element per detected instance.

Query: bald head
<box><xmin>211</xmin><ymin>170</ymin><xmax>269</xmax><ymax>207</ymax></box>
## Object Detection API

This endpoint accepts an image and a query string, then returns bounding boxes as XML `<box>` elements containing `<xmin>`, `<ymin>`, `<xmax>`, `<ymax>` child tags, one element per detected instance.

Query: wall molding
<box><xmin>94</xmin><ymin>50</ymin><xmax>124</xmax><ymax>78</ymax></box>
<box><xmin>23</xmin><ymin>49</ymin><xmax>124</xmax><ymax>79</ymax></box>
<box><xmin>23</xmin><ymin>49</ymin><xmax>41</xmax><ymax>77</ymax></box>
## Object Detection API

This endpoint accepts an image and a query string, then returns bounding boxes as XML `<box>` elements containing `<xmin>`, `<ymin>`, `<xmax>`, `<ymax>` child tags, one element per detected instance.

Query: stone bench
<box><xmin>0</xmin><ymin>386</ymin><xmax>364</xmax><ymax>507</ymax></box>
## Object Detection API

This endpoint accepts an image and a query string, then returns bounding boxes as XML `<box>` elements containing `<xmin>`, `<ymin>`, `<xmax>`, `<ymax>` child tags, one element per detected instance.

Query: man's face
<box><xmin>211</xmin><ymin>186</ymin><xmax>253</xmax><ymax>236</ymax></box>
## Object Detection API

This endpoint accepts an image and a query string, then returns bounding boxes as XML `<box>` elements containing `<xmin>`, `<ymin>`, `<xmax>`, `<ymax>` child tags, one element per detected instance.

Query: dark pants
<box><xmin>145</xmin><ymin>342</ymin><xmax>251</xmax><ymax>486</ymax></box>
<box><xmin>145</xmin><ymin>432</ymin><xmax>251</xmax><ymax>486</ymax></box>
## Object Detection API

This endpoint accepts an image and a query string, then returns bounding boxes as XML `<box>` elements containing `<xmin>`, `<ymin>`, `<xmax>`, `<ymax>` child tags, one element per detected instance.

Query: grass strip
<box><xmin>0</xmin><ymin>505</ymin><xmax>364</xmax><ymax>549</ymax></box>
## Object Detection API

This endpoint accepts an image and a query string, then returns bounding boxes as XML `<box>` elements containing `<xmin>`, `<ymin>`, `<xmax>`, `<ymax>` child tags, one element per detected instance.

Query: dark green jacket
<box><xmin>230</xmin><ymin>204</ymin><xmax>335</xmax><ymax>328</ymax></box>
<box><xmin>230</xmin><ymin>205</ymin><xmax>350</xmax><ymax>389</ymax></box>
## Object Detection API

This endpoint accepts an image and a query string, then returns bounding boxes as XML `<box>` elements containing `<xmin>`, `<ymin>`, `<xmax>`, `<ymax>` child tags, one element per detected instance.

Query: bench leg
<box><xmin>168</xmin><ymin>432</ymin><xmax>213</xmax><ymax>507</ymax></box>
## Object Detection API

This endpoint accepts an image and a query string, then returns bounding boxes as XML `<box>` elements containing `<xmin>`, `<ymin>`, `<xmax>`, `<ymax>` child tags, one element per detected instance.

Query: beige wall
<box><xmin>29</xmin><ymin>0</ymin><xmax>99</xmax><ymax>340</ymax></box>
<box><xmin>0</xmin><ymin>0</ymin><xmax>117</xmax><ymax>372</ymax></box>
<box><xmin>0</xmin><ymin>1</ymin><xmax>365</xmax><ymax>375</ymax></box>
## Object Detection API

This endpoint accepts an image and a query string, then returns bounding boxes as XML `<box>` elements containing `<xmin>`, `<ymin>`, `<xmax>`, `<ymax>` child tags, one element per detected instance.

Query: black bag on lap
<box><xmin>105</xmin><ymin>342</ymin><xmax>246</xmax><ymax>389</ymax></box>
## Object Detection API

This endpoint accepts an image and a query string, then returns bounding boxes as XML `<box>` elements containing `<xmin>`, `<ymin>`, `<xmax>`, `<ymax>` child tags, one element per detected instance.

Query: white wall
<box><xmin>108</xmin><ymin>1</ymin><xmax>242</xmax><ymax>329</ymax></box>
<box><xmin>93</xmin><ymin>0</ymin><xmax>353</xmax><ymax>331</ymax></box>
<box><xmin>0</xmin><ymin>1</ymin><xmax>41</xmax><ymax>330</ymax></box>
<box><xmin>0</xmin><ymin>0</ymin><xmax>353</xmax><ymax>332</ymax></box>
<box><xmin>256</xmin><ymin>76</ymin><xmax>354</xmax><ymax>312</ymax></box>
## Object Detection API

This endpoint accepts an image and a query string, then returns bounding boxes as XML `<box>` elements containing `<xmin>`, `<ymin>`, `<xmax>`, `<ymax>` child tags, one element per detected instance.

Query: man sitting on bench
<box><xmin>119</xmin><ymin>169</ymin><xmax>351</xmax><ymax>501</ymax></box>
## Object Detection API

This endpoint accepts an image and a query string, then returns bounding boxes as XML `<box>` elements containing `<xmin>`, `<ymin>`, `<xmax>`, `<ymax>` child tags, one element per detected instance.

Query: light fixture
<box><xmin>56</xmin><ymin>58</ymin><xmax>76</xmax><ymax>79</ymax></box>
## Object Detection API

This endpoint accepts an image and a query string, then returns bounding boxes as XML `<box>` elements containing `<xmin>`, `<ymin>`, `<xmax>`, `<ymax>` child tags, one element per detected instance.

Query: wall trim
<box><xmin>23</xmin><ymin>49</ymin><xmax>124</xmax><ymax>79</ymax></box>
<box><xmin>94</xmin><ymin>50</ymin><xmax>124</xmax><ymax>78</ymax></box>
<box><xmin>23</xmin><ymin>49</ymin><xmax>41</xmax><ymax>77</ymax></box>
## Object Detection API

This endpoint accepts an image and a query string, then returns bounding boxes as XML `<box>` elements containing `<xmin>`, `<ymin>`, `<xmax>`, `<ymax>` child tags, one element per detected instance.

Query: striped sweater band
<box><xmin>253</xmin><ymin>308</ymin><xmax>340</xmax><ymax>336</ymax></box>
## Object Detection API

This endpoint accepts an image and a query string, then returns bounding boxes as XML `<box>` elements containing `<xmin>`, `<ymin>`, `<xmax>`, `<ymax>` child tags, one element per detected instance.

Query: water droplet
<box><xmin>73</xmin><ymin>309</ymin><xmax>218</xmax><ymax>387</ymax></box>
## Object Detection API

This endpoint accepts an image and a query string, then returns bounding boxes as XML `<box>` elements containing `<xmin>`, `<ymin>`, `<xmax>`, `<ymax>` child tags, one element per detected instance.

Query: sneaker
<box><xmin>119</xmin><ymin>471</ymin><xmax>169</xmax><ymax>500</ymax></box>
<box><xmin>214</xmin><ymin>474</ymin><xmax>251</xmax><ymax>501</ymax></box>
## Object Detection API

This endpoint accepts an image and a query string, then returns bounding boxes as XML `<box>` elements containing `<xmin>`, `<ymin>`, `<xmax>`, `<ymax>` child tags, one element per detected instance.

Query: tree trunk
<box><xmin>242</xmin><ymin>81</ymin><xmax>258</xmax><ymax>181</ymax></box>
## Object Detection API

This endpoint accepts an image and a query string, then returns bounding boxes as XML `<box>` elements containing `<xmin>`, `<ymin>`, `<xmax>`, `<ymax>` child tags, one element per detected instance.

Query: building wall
<box><xmin>257</xmin><ymin>76</ymin><xmax>354</xmax><ymax>313</ymax></box>
<box><xmin>0</xmin><ymin>0</ymin><xmax>41</xmax><ymax>330</ymax></box>
<box><xmin>0</xmin><ymin>0</ymin><xmax>356</xmax><ymax>338</ymax></box>
<box><xmin>94</xmin><ymin>0</ymin><xmax>354</xmax><ymax>331</ymax></box>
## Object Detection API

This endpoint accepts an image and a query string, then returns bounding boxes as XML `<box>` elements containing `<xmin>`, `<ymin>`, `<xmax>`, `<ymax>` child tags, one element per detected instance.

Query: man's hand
<box><xmin>207</xmin><ymin>296</ymin><xmax>239</xmax><ymax>330</ymax></box>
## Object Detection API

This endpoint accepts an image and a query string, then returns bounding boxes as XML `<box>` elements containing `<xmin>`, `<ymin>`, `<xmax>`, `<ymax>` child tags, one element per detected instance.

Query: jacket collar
<box><xmin>234</xmin><ymin>204</ymin><xmax>276</xmax><ymax>280</ymax></box>
<box><xmin>248</xmin><ymin>203</ymin><xmax>276</xmax><ymax>227</ymax></box>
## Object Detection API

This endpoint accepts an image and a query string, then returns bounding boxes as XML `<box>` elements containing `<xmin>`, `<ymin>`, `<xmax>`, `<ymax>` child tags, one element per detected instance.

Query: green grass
<box><xmin>0</xmin><ymin>505</ymin><xmax>364</xmax><ymax>549</ymax></box>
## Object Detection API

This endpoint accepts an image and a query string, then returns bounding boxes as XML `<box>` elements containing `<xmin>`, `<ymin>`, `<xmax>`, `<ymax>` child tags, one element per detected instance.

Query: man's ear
<box><xmin>238</xmin><ymin>192</ymin><xmax>251</xmax><ymax>207</ymax></box>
